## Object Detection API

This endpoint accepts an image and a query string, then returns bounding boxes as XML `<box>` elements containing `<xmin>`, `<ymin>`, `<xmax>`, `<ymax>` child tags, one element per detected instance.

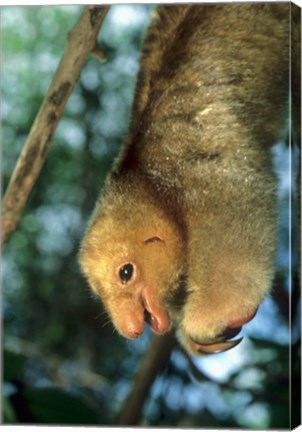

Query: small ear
<box><xmin>143</xmin><ymin>236</ymin><xmax>165</xmax><ymax>244</ymax></box>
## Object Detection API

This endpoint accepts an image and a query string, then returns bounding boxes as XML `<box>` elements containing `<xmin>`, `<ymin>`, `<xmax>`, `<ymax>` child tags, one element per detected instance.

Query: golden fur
<box><xmin>79</xmin><ymin>3</ymin><xmax>300</xmax><ymax>355</ymax></box>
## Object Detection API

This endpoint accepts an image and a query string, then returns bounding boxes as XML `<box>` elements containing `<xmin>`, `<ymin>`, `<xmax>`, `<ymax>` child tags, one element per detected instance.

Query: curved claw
<box><xmin>194</xmin><ymin>337</ymin><xmax>243</xmax><ymax>355</ymax></box>
<box><xmin>218</xmin><ymin>326</ymin><xmax>242</xmax><ymax>341</ymax></box>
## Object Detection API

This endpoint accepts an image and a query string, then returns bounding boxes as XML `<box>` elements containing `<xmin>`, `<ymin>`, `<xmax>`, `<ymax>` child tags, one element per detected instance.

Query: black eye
<box><xmin>119</xmin><ymin>263</ymin><xmax>134</xmax><ymax>284</ymax></box>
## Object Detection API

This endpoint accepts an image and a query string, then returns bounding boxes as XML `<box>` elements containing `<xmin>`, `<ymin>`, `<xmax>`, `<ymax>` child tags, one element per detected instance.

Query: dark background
<box><xmin>2</xmin><ymin>4</ymin><xmax>300</xmax><ymax>428</ymax></box>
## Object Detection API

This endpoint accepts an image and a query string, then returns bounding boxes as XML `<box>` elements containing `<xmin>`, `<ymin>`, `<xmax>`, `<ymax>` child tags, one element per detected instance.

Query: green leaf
<box><xmin>3</xmin><ymin>350</ymin><xmax>25</xmax><ymax>381</ymax></box>
<box><xmin>2</xmin><ymin>395</ymin><xmax>18</xmax><ymax>423</ymax></box>
<box><xmin>23</xmin><ymin>387</ymin><xmax>99</xmax><ymax>425</ymax></box>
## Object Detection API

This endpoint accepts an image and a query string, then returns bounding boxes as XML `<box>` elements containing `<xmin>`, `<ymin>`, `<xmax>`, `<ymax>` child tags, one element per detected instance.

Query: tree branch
<box><xmin>1</xmin><ymin>5</ymin><xmax>109</xmax><ymax>246</ymax></box>
<box><xmin>115</xmin><ymin>333</ymin><xmax>177</xmax><ymax>425</ymax></box>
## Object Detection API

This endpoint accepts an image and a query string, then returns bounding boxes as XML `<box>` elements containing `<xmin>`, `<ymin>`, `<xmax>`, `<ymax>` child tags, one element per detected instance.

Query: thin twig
<box><xmin>115</xmin><ymin>333</ymin><xmax>177</xmax><ymax>425</ymax></box>
<box><xmin>91</xmin><ymin>43</ymin><xmax>107</xmax><ymax>62</ymax></box>
<box><xmin>1</xmin><ymin>5</ymin><xmax>109</xmax><ymax>246</ymax></box>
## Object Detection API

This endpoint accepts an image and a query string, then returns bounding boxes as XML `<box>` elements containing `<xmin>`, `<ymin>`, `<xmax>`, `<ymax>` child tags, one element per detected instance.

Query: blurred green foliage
<box><xmin>2</xmin><ymin>4</ymin><xmax>300</xmax><ymax>428</ymax></box>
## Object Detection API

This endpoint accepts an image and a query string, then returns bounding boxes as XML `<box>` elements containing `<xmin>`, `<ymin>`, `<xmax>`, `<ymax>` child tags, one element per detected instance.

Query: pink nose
<box><xmin>130</xmin><ymin>329</ymin><xmax>143</xmax><ymax>339</ymax></box>
<box><xmin>121</xmin><ymin>319</ymin><xmax>144</xmax><ymax>339</ymax></box>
